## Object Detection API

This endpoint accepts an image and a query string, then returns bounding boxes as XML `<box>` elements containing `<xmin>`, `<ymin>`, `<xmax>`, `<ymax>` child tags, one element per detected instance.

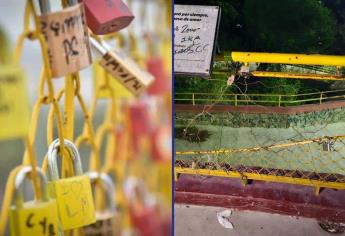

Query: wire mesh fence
<box><xmin>174</xmin><ymin>93</ymin><xmax>345</xmax><ymax>192</ymax></box>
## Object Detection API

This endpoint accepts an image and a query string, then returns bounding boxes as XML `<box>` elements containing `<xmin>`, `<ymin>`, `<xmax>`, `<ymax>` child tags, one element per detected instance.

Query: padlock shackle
<box><xmin>47</xmin><ymin>139</ymin><xmax>83</xmax><ymax>181</ymax></box>
<box><xmin>13</xmin><ymin>166</ymin><xmax>49</xmax><ymax>208</ymax></box>
<box><xmin>38</xmin><ymin>0</ymin><xmax>51</xmax><ymax>14</ymax></box>
<box><xmin>68</xmin><ymin>0</ymin><xmax>78</xmax><ymax>5</ymax></box>
<box><xmin>88</xmin><ymin>171</ymin><xmax>116</xmax><ymax>212</ymax></box>
<box><xmin>90</xmin><ymin>37</ymin><xmax>111</xmax><ymax>56</ymax></box>
<box><xmin>0</xmin><ymin>26</ymin><xmax>11</xmax><ymax>65</ymax></box>
<box><xmin>39</xmin><ymin>0</ymin><xmax>78</xmax><ymax>15</ymax></box>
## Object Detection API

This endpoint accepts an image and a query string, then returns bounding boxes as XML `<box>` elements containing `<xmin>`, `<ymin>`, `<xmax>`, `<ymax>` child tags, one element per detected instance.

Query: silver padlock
<box><xmin>9</xmin><ymin>166</ymin><xmax>62</xmax><ymax>236</ymax></box>
<box><xmin>47</xmin><ymin>139</ymin><xmax>83</xmax><ymax>181</ymax></box>
<box><xmin>46</xmin><ymin>139</ymin><xmax>96</xmax><ymax>230</ymax></box>
<box><xmin>83</xmin><ymin>171</ymin><xmax>121</xmax><ymax>236</ymax></box>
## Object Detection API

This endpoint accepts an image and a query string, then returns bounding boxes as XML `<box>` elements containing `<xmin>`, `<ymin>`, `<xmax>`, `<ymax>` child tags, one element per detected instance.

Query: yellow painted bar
<box><xmin>175</xmin><ymin>167</ymin><xmax>345</xmax><ymax>190</ymax></box>
<box><xmin>226</xmin><ymin>52</ymin><xmax>345</xmax><ymax>66</ymax></box>
<box><xmin>251</xmin><ymin>71</ymin><xmax>345</xmax><ymax>81</ymax></box>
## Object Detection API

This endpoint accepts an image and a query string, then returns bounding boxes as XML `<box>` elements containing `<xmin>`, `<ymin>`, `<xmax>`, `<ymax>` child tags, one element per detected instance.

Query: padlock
<box><xmin>146</xmin><ymin>56</ymin><xmax>170</xmax><ymax>95</ymax></box>
<box><xmin>124</xmin><ymin>177</ymin><xmax>162</xmax><ymax>236</ymax></box>
<box><xmin>89</xmin><ymin>37</ymin><xmax>155</xmax><ymax>96</ymax></box>
<box><xmin>39</xmin><ymin>0</ymin><xmax>92</xmax><ymax>78</ymax></box>
<box><xmin>9</xmin><ymin>166</ymin><xmax>61</xmax><ymax>236</ymax></box>
<box><xmin>0</xmin><ymin>28</ymin><xmax>30</xmax><ymax>140</ymax></box>
<box><xmin>79</xmin><ymin>0</ymin><xmax>134</xmax><ymax>35</ymax></box>
<box><xmin>46</xmin><ymin>139</ymin><xmax>96</xmax><ymax>230</ymax></box>
<box><xmin>83</xmin><ymin>171</ymin><xmax>121</xmax><ymax>236</ymax></box>
<box><xmin>128</xmin><ymin>102</ymin><xmax>151</xmax><ymax>154</ymax></box>
<box><xmin>151</xmin><ymin>125</ymin><xmax>171</xmax><ymax>163</ymax></box>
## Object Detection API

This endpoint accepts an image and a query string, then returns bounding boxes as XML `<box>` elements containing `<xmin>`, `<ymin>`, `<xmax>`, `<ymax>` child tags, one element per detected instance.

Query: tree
<box><xmin>322</xmin><ymin>0</ymin><xmax>345</xmax><ymax>55</ymax></box>
<box><xmin>242</xmin><ymin>0</ymin><xmax>336</xmax><ymax>53</ymax></box>
<box><xmin>174</xmin><ymin>0</ymin><xmax>339</xmax><ymax>98</ymax></box>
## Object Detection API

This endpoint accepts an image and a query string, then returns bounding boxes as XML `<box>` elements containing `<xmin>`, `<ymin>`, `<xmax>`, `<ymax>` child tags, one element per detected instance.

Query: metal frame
<box><xmin>175</xmin><ymin>89</ymin><xmax>345</xmax><ymax>107</ymax></box>
<box><xmin>175</xmin><ymin>167</ymin><xmax>345</xmax><ymax>195</ymax></box>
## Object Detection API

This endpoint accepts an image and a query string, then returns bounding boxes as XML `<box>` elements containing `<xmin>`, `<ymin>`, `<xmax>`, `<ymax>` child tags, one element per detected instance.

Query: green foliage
<box><xmin>174</xmin><ymin>0</ymin><xmax>341</xmax><ymax>100</ymax></box>
<box><xmin>242</xmin><ymin>0</ymin><xmax>336</xmax><ymax>53</ymax></box>
<box><xmin>175</xmin><ymin>126</ymin><xmax>212</xmax><ymax>143</ymax></box>
<box><xmin>322</xmin><ymin>0</ymin><xmax>345</xmax><ymax>54</ymax></box>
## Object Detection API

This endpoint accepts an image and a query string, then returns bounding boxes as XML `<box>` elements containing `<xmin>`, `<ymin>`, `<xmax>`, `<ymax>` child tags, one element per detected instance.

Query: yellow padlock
<box><xmin>46</xmin><ymin>139</ymin><xmax>96</xmax><ymax>230</ymax></box>
<box><xmin>9</xmin><ymin>166</ymin><xmax>61</xmax><ymax>236</ymax></box>
<box><xmin>0</xmin><ymin>27</ymin><xmax>30</xmax><ymax>140</ymax></box>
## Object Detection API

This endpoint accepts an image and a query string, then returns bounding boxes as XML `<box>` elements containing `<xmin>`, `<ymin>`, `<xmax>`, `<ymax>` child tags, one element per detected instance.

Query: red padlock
<box><xmin>80</xmin><ymin>0</ymin><xmax>134</xmax><ymax>35</ymax></box>
<box><xmin>125</xmin><ymin>178</ymin><xmax>163</xmax><ymax>236</ymax></box>
<box><xmin>128</xmin><ymin>102</ymin><xmax>151</xmax><ymax>154</ymax></box>
<box><xmin>151</xmin><ymin>125</ymin><xmax>171</xmax><ymax>163</ymax></box>
<box><xmin>129</xmin><ymin>207</ymin><xmax>162</xmax><ymax>236</ymax></box>
<box><xmin>146</xmin><ymin>56</ymin><xmax>170</xmax><ymax>95</ymax></box>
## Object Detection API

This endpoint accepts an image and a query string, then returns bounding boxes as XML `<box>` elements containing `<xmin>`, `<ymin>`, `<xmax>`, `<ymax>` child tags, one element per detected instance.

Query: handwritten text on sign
<box><xmin>100</xmin><ymin>50</ymin><xmax>155</xmax><ymax>96</ymax></box>
<box><xmin>0</xmin><ymin>66</ymin><xmax>30</xmax><ymax>140</ymax></box>
<box><xmin>52</xmin><ymin>175</ymin><xmax>96</xmax><ymax>230</ymax></box>
<box><xmin>9</xmin><ymin>200</ymin><xmax>59</xmax><ymax>236</ymax></box>
<box><xmin>174</xmin><ymin>5</ymin><xmax>220</xmax><ymax>76</ymax></box>
<box><xmin>40</xmin><ymin>4</ymin><xmax>92</xmax><ymax>78</ymax></box>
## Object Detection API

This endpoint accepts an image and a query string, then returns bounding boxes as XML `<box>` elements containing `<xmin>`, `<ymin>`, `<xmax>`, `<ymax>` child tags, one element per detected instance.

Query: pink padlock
<box><xmin>80</xmin><ymin>0</ymin><xmax>134</xmax><ymax>35</ymax></box>
<box><xmin>146</xmin><ymin>56</ymin><xmax>170</xmax><ymax>95</ymax></box>
<box><xmin>128</xmin><ymin>102</ymin><xmax>151</xmax><ymax>154</ymax></box>
<box><xmin>151</xmin><ymin>125</ymin><xmax>171</xmax><ymax>163</ymax></box>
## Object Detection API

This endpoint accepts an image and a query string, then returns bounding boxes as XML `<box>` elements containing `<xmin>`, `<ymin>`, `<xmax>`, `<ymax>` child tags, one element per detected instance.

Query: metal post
<box><xmin>230</xmin><ymin>52</ymin><xmax>345</xmax><ymax>66</ymax></box>
<box><xmin>278</xmin><ymin>95</ymin><xmax>282</xmax><ymax>107</ymax></box>
<box><xmin>320</xmin><ymin>92</ymin><xmax>323</xmax><ymax>104</ymax></box>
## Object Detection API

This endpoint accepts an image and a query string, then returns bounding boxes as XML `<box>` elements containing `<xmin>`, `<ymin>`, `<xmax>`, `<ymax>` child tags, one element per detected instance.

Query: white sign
<box><xmin>174</xmin><ymin>5</ymin><xmax>220</xmax><ymax>76</ymax></box>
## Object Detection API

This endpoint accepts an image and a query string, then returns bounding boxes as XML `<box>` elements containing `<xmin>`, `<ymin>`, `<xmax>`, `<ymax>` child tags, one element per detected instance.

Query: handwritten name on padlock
<box><xmin>10</xmin><ymin>200</ymin><xmax>59</xmax><ymax>236</ymax></box>
<box><xmin>0</xmin><ymin>66</ymin><xmax>30</xmax><ymax>140</ymax></box>
<box><xmin>40</xmin><ymin>4</ymin><xmax>92</xmax><ymax>78</ymax></box>
<box><xmin>99</xmin><ymin>50</ymin><xmax>154</xmax><ymax>96</ymax></box>
<box><xmin>50</xmin><ymin>175</ymin><xmax>96</xmax><ymax>230</ymax></box>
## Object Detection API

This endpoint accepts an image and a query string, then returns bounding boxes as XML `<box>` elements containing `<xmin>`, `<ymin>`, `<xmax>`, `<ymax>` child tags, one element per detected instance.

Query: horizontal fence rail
<box><xmin>175</xmin><ymin>89</ymin><xmax>345</xmax><ymax>107</ymax></box>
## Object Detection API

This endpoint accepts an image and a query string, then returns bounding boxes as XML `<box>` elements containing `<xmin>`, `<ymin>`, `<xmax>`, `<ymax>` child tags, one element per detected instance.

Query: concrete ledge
<box><xmin>175</xmin><ymin>175</ymin><xmax>345</xmax><ymax>223</ymax></box>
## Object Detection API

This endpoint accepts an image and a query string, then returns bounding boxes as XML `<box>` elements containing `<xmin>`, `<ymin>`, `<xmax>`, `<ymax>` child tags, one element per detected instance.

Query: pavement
<box><xmin>174</xmin><ymin>204</ymin><xmax>345</xmax><ymax>236</ymax></box>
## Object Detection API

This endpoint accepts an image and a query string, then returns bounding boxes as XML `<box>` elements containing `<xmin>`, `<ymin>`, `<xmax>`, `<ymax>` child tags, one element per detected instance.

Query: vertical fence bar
<box><xmin>235</xmin><ymin>94</ymin><xmax>238</xmax><ymax>106</ymax></box>
<box><xmin>320</xmin><ymin>92</ymin><xmax>323</xmax><ymax>104</ymax></box>
<box><xmin>192</xmin><ymin>93</ymin><xmax>195</xmax><ymax>106</ymax></box>
<box><xmin>278</xmin><ymin>95</ymin><xmax>282</xmax><ymax>107</ymax></box>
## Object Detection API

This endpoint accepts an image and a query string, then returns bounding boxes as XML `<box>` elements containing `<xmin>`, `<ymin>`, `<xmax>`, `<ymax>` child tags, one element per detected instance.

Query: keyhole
<box><xmin>107</xmin><ymin>23</ymin><xmax>119</xmax><ymax>31</ymax></box>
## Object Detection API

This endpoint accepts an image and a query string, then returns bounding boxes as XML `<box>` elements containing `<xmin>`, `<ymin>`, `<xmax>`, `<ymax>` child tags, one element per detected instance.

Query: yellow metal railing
<box><xmin>250</xmin><ymin>71</ymin><xmax>345</xmax><ymax>81</ymax></box>
<box><xmin>217</xmin><ymin>51</ymin><xmax>345</xmax><ymax>66</ymax></box>
<box><xmin>175</xmin><ymin>89</ymin><xmax>345</xmax><ymax>107</ymax></box>
<box><xmin>174</xmin><ymin>167</ymin><xmax>345</xmax><ymax>195</ymax></box>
